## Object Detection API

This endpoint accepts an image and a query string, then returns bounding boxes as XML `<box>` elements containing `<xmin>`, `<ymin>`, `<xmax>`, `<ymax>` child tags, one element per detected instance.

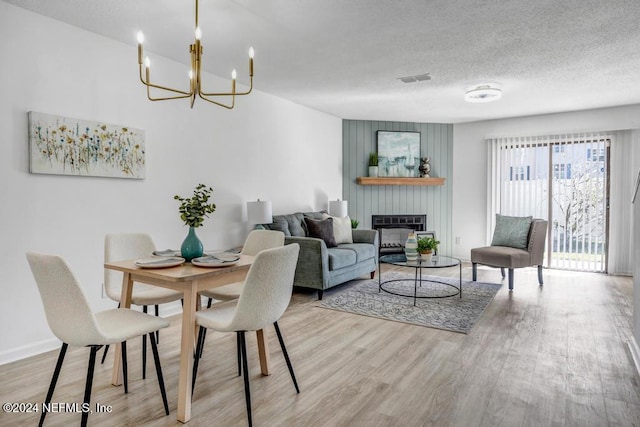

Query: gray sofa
<box><xmin>263</xmin><ymin>211</ymin><xmax>379</xmax><ymax>299</ymax></box>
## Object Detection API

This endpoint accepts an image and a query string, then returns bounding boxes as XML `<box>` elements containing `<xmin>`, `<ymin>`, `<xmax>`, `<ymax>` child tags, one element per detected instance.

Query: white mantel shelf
<box><xmin>356</xmin><ymin>177</ymin><xmax>445</xmax><ymax>186</ymax></box>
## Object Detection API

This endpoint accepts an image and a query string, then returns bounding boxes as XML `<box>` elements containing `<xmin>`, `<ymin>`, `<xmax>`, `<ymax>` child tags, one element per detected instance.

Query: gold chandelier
<box><xmin>136</xmin><ymin>0</ymin><xmax>254</xmax><ymax>109</ymax></box>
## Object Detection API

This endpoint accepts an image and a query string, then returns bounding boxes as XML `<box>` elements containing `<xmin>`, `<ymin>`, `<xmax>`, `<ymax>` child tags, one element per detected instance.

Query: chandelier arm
<box><xmin>147</xmin><ymin>85</ymin><xmax>193</xmax><ymax>101</ymax></box>
<box><xmin>200</xmin><ymin>76</ymin><xmax>252</xmax><ymax>97</ymax></box>
<box><xmin>139</xmin><ymin>66</ymin><xmax>193</xmax><ymax>96</ymax></box>
<box><xmin>198</xmin><ymin>93</ymin><xmax>235</xmax><ymax>109</ymax></box>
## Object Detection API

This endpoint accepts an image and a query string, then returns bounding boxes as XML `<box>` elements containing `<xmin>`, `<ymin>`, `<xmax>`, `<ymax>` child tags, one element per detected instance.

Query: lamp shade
<box><xmin>328</xmin><ymin>200</ymin><xmax>348</xmax><ymax>217</ymax></box>
<box><xmin>247</xmin><ymin>200</ymin><xmax>272</xmax><ymax>224</ymax></box>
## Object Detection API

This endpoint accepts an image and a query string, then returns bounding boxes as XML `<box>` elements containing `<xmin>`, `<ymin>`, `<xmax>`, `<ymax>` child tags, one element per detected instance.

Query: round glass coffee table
<box><xmin>378</xmin><ymin>253</ymin><xmax>462</xmax><ymax>305</ymax></box>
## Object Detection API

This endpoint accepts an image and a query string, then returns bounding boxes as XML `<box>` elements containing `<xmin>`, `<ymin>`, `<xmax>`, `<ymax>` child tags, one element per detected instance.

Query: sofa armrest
<box><xmin>284</xmin><ymin>236</ymin><xmax>330</xmax><ymax>288</ymax></box>
<box><xmin>352</xmin><ymin>229</ymin><xmax>378</xmax><ymax>245</ymax></box>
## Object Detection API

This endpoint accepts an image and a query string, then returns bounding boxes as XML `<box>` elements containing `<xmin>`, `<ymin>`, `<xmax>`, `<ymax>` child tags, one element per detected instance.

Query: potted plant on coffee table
<box><xmin>417</xmin><ymin>236</ymin><xmax>440</xmax><ymax>262</ymax></box>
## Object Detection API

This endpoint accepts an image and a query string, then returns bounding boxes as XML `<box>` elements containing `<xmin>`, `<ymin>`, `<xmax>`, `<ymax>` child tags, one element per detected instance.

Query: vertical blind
<box><xmin>487</xmin><ymin>133</ymin><xmax>610</xmax><ymax>272</ymax></box>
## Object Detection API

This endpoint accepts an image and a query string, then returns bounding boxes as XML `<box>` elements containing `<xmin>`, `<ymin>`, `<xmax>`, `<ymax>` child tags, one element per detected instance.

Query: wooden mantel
<box><xmin>356</xmin><ymin>177</ymin><xmax>445</xmax><ymax>186</ymax></box>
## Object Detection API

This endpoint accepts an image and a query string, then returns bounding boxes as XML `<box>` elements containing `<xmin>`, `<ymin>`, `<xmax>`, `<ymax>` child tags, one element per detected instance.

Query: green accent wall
<box><xmin>343</xmin><ymin>120</ymin><xmax>454</xmax><ymax>254</ymax></box>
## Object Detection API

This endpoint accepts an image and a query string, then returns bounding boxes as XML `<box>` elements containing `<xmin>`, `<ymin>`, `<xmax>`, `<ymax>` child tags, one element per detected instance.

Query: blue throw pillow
<box><xmin>491</xmin><ymin>214</ymin><xmax>532</xmax><ymax>249</ymax></box>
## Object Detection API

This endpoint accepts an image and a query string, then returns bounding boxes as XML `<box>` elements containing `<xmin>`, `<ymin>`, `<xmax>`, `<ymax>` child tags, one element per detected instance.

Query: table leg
<box><xmin>112</xmin><ymin>273</ymin><xmax>133</xmax><ymax>386</ymax></box>
<box><xmin>177</xmin><ymin>284</ymin><xmax>198</xmax><ymax>423</ymax></box>
<box><xmin>256</xmin><ymin>329</ymin><xmax>271</xmax><ymax>376</ymax></box>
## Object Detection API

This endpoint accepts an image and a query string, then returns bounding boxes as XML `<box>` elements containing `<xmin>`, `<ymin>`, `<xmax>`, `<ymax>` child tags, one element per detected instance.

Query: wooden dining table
<box><xmin>104</xmin><ymin>255</ymin><xmax>270</xmax><ymax>423</ymax></box>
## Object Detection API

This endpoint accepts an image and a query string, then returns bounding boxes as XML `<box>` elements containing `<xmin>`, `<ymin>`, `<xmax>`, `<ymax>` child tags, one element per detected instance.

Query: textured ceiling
<box><xmin>4</xmin><ymin>0</ymin><xmax>640</xmax><ymax>123</ymax></box>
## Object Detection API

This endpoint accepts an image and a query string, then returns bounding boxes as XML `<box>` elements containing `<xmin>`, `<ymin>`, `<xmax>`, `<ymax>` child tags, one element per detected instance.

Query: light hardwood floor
<box><xmin>2</xmin><ymin>263</ymin><xmax>639</xmax><ymax>426</ymax></box>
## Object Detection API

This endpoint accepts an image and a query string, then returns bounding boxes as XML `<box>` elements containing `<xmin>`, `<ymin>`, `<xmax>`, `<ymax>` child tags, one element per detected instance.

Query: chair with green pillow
<box><xmin>471</xmin><ymin>215</ymin><xmax>548</xmax><ymax>290</ymax></box>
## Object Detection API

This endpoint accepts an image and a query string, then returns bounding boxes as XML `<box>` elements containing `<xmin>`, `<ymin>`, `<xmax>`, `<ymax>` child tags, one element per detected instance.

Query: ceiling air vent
<box><xmin>398</xmin><ymin>73</ymin><xmax>432</xmax><ymax>83</ymax></box>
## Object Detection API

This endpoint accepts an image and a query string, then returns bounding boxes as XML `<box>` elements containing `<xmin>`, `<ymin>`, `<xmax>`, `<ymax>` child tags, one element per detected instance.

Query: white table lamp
<box><xmin>328</xmin><ymin>199</ymin><xmax>348</xmax><ymax>217</ymax></box>
<box><xmin>247</xmin><ymin>199</ymin><xmax>272</xmax><ymax>228</ymax></box>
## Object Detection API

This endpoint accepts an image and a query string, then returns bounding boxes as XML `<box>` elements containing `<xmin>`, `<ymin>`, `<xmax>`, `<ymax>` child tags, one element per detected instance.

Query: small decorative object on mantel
<box><xmin>174</xmin><ymin>184</ymin><xmax>216</xmax><ymax>261</ymax></box>
<box><xmin>419</xmin><ymin>157</ymin><xmax>431</xmax><ymax>178</ymax></box>
<box><xmin>417</xmin><ymin>236</ymin><xmax>440</xmax><ymax>262</ymax></box>
<box><xmin>404</xmin><ymin>232</ymin><xmax>419</xmax><ymax>262</ymax></box>
<box><xmin>368</xmin><ymin>152</ymin><xmax>379</xmax><ymax>177</ymax></box>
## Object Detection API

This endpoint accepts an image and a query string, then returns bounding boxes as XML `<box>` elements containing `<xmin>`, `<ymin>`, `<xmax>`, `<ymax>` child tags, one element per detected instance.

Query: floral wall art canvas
<box><xmin>377</xmin><ymin>130</ymin><xmax>421</xmax><ymax>177</ymax></box>
<box><xmin>28</xmin><ymin>112</ymin><xmax>145</xmax><ymax>179</ymax></box>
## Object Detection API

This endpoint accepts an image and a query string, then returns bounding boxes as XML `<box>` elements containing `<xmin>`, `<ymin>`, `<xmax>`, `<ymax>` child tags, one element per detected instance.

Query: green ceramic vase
<box><xmin>181</xmin><ymin>227</ymin><xmax>203</xmax><ymax>262</ymax></box>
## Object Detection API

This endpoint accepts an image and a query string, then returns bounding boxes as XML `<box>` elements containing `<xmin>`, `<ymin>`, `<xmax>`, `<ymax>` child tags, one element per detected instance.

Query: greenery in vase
<box><xmin>368</xmin><ymin>152</ymin><xmax>378</xmax><ymax>167</ymax></box>
<box><xmin>351</xmin><ymin>218</ymin><xmax>360</xmax><ymax>229</ymax></box>
<box><xmin>174</xmin><ymin>184</ymin><xmax>216</xmax><ymax>227</ymax></box>
<box><xmin>417</xmin><ymin>236</ymin><xmax>440</xmax><ymax>253</ymax></box>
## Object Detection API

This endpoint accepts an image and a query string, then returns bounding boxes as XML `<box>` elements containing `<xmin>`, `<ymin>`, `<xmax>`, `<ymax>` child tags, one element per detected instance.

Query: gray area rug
<box><xmin>318</xmin><ymin>272</ymin><xmax>502</xmax><ymax>334</ymax></box>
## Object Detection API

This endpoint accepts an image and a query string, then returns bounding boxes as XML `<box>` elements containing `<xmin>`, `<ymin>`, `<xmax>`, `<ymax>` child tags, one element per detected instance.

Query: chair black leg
<box><xmin>500</xmin><ymin>267</ymin><xmax>506</xmax><ymax>279</ymax></box>
<box><xmin>81</xmin><ymin>346</ymin><xmax>99</xmax><ymax>427</ymax></box>
<box><xmin>538</xmin><ymin>265</ymin><xmax>544</xmax><ymax>285</ymax></box>
<box><xmin>39</xmin><ymin>343</ymin><xmax>68</xmax><ymax>427</ymax></box>
<box><xmin>121</xmin><ymin>341</ymin><xmax>129</xmax><ymax>394</ymax></box>
<box><xmin>273</xmin><ymin>322</ymin><xmax>300</xmax><ymax>393</ymax></box>
<box><xmin>142</xmin><ymin>306</ymin><xmax>148</xmax><ymax>379</ymax></box>
<box><xmin>508</xmin><ymin>269</ymin><xmax>514</xmax><ymax>290</ymax></box>
<box><xmin>100</xmin><ymin>345</ymin><xmax>110</xmax><ymax>364</ymax></box>
<box><xmin>207</xmin><ymin>297</ymin><xmax>213</xmax><ymax>308</ymax></box>
<box><xmin>192</xmin><ymin>326</ymin><xmax>205</xmax><ymax>395</ymax></box>
<box><xmin>239</xmin><ymin>331</ymin><xmax>253</xmax><ymax>427</ymax></box>
<box><xmin>318</xmin><ymin>290</ymin><xmax>323</xmax><ymax>300</ymax></box>
<box><xmin>149</xmin><ymin>332</ymin><xmax>170</xmax><ymax>415</ymax></box>
<box><xmin>155</xmin><ymin>304</ymin><xmax>160</xmax><ymax>342</ymax></box>
<box><xmin>472</xmin><ymin>263</ymin><xmax>477</xmax><ymax>281</ymax></box>
<box><xmin>100</xmin><ymin>303</ymin><xmax>120</xmax><ymax>365</ymax></box>
<box><xmin>237</xmin><ymin>333</ymin><xmax>242</xmax><ymax>376</ymax></box>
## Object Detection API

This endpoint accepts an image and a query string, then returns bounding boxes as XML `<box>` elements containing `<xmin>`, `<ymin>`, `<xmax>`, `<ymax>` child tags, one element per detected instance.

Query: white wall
<box><xmin>0</xmin><ymin>2</ymin><xmax>342</xmax><ymax>364</ymax></box>
<box><xmin>452</xmin><ymin>104</ymin><xmax>640</xmax><ymax>261</ymax></box>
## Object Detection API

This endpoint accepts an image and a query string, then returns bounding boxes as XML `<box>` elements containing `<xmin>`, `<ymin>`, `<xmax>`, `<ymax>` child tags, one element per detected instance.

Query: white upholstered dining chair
<box><xmin>101</xmin><ymin>233</ymin><xmax>183</xmax><ymax>374</ymax></box>
<box><xmin>191</xmin><ymin>244</ymin><xmax>301</xmax><ymax>427</ymax></box>
<box><xmin>200</xmin><ymin>229</ymin><xmax>285</xmax><ymax>304</ymax></box>
<box><xmin>26</xmin><ymin>252</ymin><xmax>170</xmax><ymax>427</ymax></box>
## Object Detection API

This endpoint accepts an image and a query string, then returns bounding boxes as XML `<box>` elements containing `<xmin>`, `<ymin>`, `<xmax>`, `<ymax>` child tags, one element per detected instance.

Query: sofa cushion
<box><xmin>327</xmin><ymin>247</ymin><xmax>357</xmax><ymax>270</ymax></box>
<box><xmin>491</xmin><ymin>214</ymin><xmax>532</xmax><ymax>249</ymax></box>
<box><xmin>265</xmin><ymin>218</ymin><xmax>290</xmax><ymax>236</ymax></box>
<box><xmin>305</xmin><ymin>217</ymin><xmax>337</xmax><ymax>247</ymax></box>
<box><xmin>337</xmin><ymin>243</ymin><xmax>376</xmax><ymax>262</ymax></box>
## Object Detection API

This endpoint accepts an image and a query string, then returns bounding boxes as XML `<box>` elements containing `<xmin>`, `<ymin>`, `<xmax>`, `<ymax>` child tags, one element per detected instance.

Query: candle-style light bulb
<box><xmin>232</xmin><ymin>69</ymin><xmax>237</xmax><ymax>93</ymax></box>
<box><xmin>144</xmin><ymin>57</ymin><xmax>151</xmax><ymax>69</ymax></box>
<box><xmin>248</xmin><ymin>47</ymin><xmax>254</xmax><ymax>76</ymax></box>
<box><xmin>189</xmin><ymin>70</ymin><xmax>194</xmax><ymax>80</ymax></box>
<box><xmin>137</xmin><ymin>31</ymin><xmax>145</xmax><ymax>64</ymax></box>
<box><xmin>195</xmin><ymin>26</ymin><xmax>202</xmax><ymax>40</ymax></box>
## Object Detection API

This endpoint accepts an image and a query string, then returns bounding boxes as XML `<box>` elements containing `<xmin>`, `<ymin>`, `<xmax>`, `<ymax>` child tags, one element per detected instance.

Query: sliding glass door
<box><xmin>492</xmin><ymin>135</ymin><xmax>609</xmax><ymax>272</ymax></box>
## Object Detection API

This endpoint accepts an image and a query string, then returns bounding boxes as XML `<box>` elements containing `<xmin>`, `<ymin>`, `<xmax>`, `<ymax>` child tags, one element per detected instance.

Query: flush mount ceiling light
<box><xmin>136</xmin><ymin>0</ymin><xmax>254</xmax><ymax>109</ymax></box>
<box><xmin>464</xmin><ymin>84</ymin><xmax>502</xmax><ymax>103</ymax></box>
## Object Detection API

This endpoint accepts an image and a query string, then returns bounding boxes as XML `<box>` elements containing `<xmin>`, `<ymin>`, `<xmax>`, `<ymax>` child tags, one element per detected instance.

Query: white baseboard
<box><xmin>0</xmin><ymin>337</ymin><xmax>60</xmax><ymax>366</ymax></box>
<box><xmin>629</xmin><ymin>336</ymin><xmax>640</xmax><ymax>378</ymax></box>
<box><xmin>0</xmin><ymin>300</ymin><xmax>184</xmax><ymax>366</ymax></box>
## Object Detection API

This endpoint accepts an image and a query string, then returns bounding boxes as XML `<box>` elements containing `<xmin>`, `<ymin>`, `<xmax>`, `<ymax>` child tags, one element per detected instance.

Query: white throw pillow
<box><xmin>323</xmin><ymin>213</ymin><xmax>353</xmax><ymax>245</ymax></box>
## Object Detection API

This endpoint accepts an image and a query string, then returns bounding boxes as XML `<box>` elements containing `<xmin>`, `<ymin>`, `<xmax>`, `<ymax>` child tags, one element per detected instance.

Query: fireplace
<box><xmin>371</xmin><ymin>214</ymin><xmax>427</xmax><ymax>255</ymax></box>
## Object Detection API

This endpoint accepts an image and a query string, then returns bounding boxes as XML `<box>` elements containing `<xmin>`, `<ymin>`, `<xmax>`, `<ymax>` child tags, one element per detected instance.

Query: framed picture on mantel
<box><xmin>377</xmin><ymin>130</ymin><xmax>420</xmax><ymax>177</ymax></box>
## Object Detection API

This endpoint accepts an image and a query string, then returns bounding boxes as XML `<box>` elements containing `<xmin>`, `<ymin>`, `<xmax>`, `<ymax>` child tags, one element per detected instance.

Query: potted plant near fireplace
<box><xmin>368</xmin><ymin>152</ymin><xmax>379</xmax><ymax>177</ymax></box>
<box><xmin>417</xmin><ymin>236</ymin><xmax>440</xmax><ymax>262</ymax></box>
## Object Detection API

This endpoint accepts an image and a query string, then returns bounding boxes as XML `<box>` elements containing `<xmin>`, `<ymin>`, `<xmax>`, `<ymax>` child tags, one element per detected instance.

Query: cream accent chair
<box><xmin>26</xmin><ymin>252</ymin><xmax>170</xmax><ymax>427</ymax></box>
<box><xmin>101</xmin><ymin>233</ymin><xmax>183</xmax><ymax>375</ymax></box>
<box><xmin>200</xmin><ymin>229</ymin><xmax>285</xmax><ymax>304</ymax></box>
<box><xmin>192</xmin><ymin>244</ymin><xmax>301</xmax><ymax>427</ymax></box>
